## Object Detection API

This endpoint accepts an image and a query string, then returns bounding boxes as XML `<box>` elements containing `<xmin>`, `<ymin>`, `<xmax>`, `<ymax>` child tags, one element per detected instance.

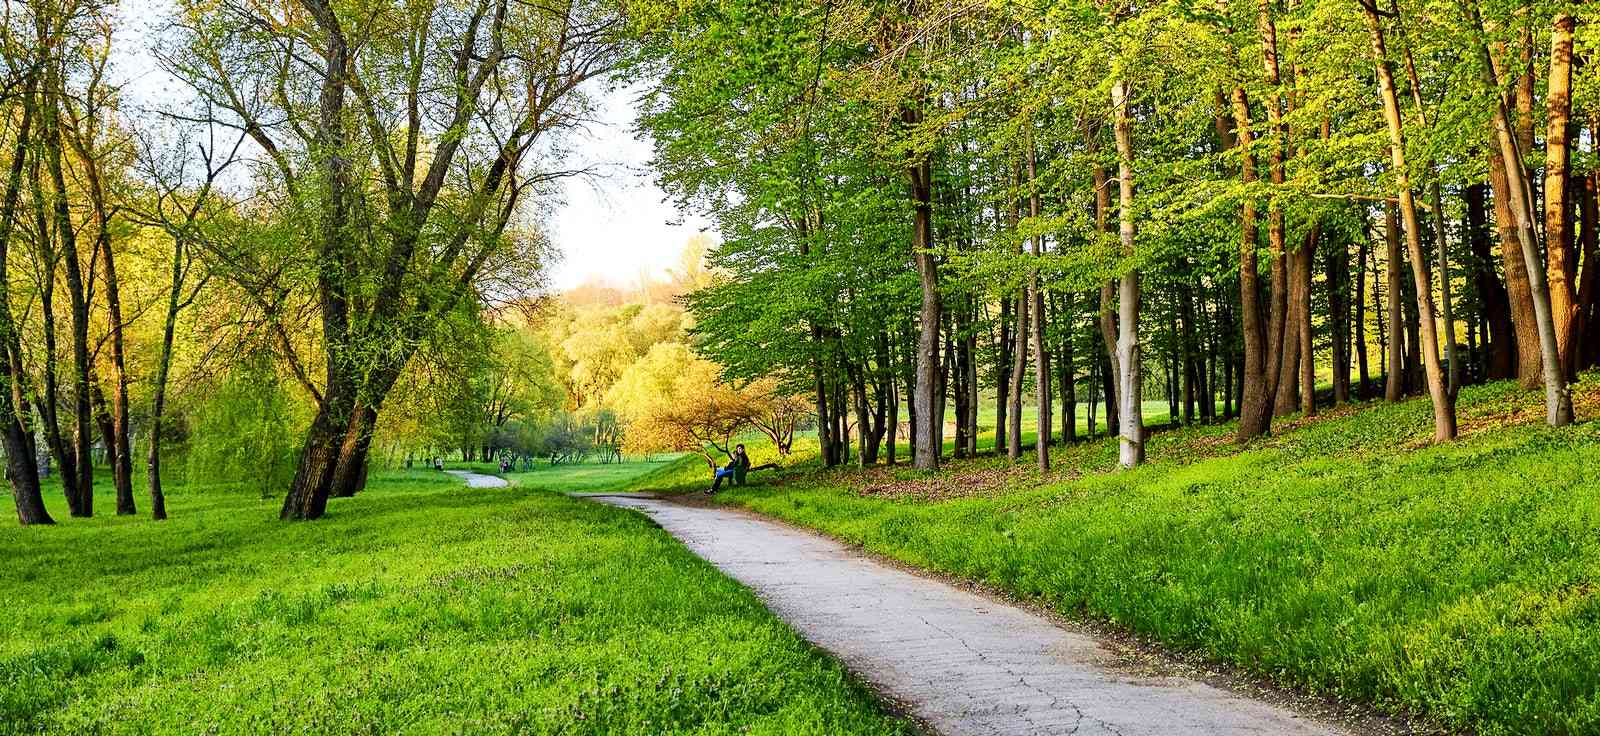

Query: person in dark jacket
<box><xmin>707</xmin><ymin>445</ymin><xmax>751</xmax><ymax>495</ymax></box>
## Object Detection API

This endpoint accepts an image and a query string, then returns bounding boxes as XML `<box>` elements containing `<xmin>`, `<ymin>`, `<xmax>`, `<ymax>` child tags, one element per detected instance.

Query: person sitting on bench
<box><xmin>707</xmin><ymin>445</ymin><xmax>751</xmax><ymax>495</ymax></box>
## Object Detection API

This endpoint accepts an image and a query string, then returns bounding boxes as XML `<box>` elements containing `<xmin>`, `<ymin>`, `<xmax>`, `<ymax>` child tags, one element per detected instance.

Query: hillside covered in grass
<box><xmin>694</xmin><ymin>377</ymin><xmax>1600</xmax><ymax>736</ymax></box>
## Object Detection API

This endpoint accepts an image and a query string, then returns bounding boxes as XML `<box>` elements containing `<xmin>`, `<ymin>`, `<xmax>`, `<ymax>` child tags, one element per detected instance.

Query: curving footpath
<box><xmin>584</xmin><ymin>493</ymin><xmax>1346</xmax><ymax>736</ymax></box>
<box><xmin>445</xmin><ymin>470</ymin><xmax>509</xmax><ymax>488</ymax></box>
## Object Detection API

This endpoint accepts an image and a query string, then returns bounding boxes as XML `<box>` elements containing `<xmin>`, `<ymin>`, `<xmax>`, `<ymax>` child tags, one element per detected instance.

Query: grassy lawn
<box><xmin>506</xmin><ymin>455</ymin><xmax>688</xmax><ymax>492</ymax></box>
<box><xmin>0</xmin><ymin>469</ymin><xmax>912</xmax><ymax>735</ymax></box>
<box><xmin>697</xmin><ymin>376</ymin><xmax>1600</xmax><ymax>736</ymax></box>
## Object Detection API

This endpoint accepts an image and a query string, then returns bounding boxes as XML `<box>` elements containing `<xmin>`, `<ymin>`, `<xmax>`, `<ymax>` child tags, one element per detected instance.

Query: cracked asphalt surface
<box><xmin>585</xmin><ymin>493</ymin><xmax>1345</xmax><ymax>736</ymax></box>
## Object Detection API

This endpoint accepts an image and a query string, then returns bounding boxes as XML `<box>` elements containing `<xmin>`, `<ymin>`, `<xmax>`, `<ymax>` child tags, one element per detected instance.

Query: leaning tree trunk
<box><xmin>0</xmin><ymin>96</ymin><xmax>48</xmax><ymax>525</ymax></box>
<box><xmin>1366</xmin><ymin>2</ymin><xmax>1455</xmax><ymax>441</ymax></box>
<box><xmin>1470</xmin><ymin>4</ymin><xmax>1574</xmax><ymax>426</ymax></box>
<box><xmin>44</xmin><ymin>97</ymin><xmax>94</xmax><ymax>517</ymax></box>
<box><xmin>1112</xmin><ymin>79</ymin><xmax>1143</xmax><ymax>468</ymax></box>
<box><xmin>284</xmin><ymin>8</ymin><xmax>356</xmax><ymax>519</ymax></box>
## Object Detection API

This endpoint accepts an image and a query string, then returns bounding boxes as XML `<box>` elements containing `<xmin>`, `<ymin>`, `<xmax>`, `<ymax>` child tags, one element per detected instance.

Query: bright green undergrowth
<box><xmin>0</xmin><ymin>471</ymin><xmax>911</xmax><ymax>735</ymax></box>
<box><xmin>710</xmin><ymin>377</ymin><xmax>1600</xmax><ymax>736</ymax></box>
<box><xmin>507</xmin><ymin>455</ymin><xmax>686</xmax><ymax>493</ymax></box>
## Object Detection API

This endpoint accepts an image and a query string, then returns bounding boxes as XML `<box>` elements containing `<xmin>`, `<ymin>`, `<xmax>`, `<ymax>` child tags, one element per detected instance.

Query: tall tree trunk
<box><xmin>99</xmin><ymin>233</ymin><xmax>134</xmax><ymax>515</ymax></box>
<box><xmin>1471</xmin><ymin>4</ymin><xmax>1575</xmax><ymax>426</ymax></box>
<box><xmin>1298</xmin><ymin>226</ymin><xmax>1318</xmax><ymax>415</ymax></box>
<box><xmin>1357</xmin><ymin>226</ymin><xmax>1372</xmax><ymax>399</ymax></box>
<box><xmin>1092</xmin><ymin>160</ymin><xmax>1121</xmax><ymax>439</ymax></box>
<box><xmin>1059</xmin><ymin>293</ymin><xmax>1077</xmax><ymax>442</ymax></box>
<box><xmin>147</xmin><ymin>236</ymin><xmax>187</xmax><ymax>521</ymax></box>
<box><xmin>283</xmin><ymin>8</ymin><xmax>355</xmax><ymax>519</ymax></box>
<box><xmin>1545</xmin><ymin>12</ymin><xmax>1580</xmax><ymax>377</ymax></box>
<box><xmin>994</xmin><ymin>297</ymin><xmax>1012</xmax><ymax>453</ymax></box>
<box><xmin>1007</xmin><ymin>185</ymin><xmax>1027</xmax><ymax>461</ymax></box>
<box><xmin>1327</xmin><ymin>234</ymin><xmax>1351</xmax><ymax>404</ymax></box>
<box><xmin>1488</xmin><ymin>145</ymin><xmax>1545</xmax><ymax>386</ymax></box>
<box><xmin>1112</xmin><ymin>79</ymin><xmax>1143</xmax><ymax>468</ymax></box>
<box><xmin>1365</xmin><ymin>2</ymin><xmax>1455</xmax><ymax>440</ymax></box>
<box><xmin>1385</xmin><ymin>206</ymin><xmax>1405</xmax><ymax>402</ymax></box>
<box><xmin>907</xmin><ymin>126</ymin><xmax>942</xmax><ymax>470</ymax></box>
<box><xmin>1230</xmin><ymin>86</ymin><xmax>1271</xmax><ymax>440</ymax></box>
<box><xmin>0</xmin><ymin>93</ymin><xmax>48</xmax><ymax>525</ymax></box>
<box><xmin>1026</xmin><ymin>140</ymin><xmax>1050</xmax><ymax>471</ymax></box>
<box><xmin>44</xmin><ymin>89</ymin><xmax>94</xmax><ymax>517</ymax></box>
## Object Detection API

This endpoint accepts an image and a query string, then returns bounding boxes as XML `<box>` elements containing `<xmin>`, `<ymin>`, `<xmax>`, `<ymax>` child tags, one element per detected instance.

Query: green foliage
<box><xmin>182</xmin><ymin>356</ymin><xmax>310</xmax><ymax>497</ymax></box>
<box><xmin>0</xmin><ymin>471</ymin><xmax>911</xmax><ymax>735</ymax></box>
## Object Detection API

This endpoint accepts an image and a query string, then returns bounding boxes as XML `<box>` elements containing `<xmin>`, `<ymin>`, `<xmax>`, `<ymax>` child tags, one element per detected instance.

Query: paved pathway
<box><xmin>585</xmin><ymin>494</ymin><xmax>1344</xmax><ymax>736</ymax></box>
<box><xmin>446</xmin><ymin>470</ymin><xmax>508</xmax><ymax>488</ymax></box>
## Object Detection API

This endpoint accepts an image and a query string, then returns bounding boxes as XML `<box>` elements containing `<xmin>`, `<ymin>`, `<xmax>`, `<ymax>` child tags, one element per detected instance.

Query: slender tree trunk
<box><xmin>994</xmin><ymin>297</ymin><xmax>1012</xmax><ymax>454</ymax></box>
<box><xmin>1298</xmin><ymin>226</ymin><xmax>1317</xmax><ymax>415</ymax></box>
<box><xmin>1092</xmin><ymin>160</ymin><xmax>1121</xmax><ymax>439</ymax></box>
<box><xmin>99</xmin><ymin>233</ymin><xmax>134</xmax><ymax>515</ymax></box>
<box><xmin>1229</xmin><ymin>86</ymin><xmax>1271</xmax><ymax>440</ymax></box>
<box><xmin>1112</xmin><ymin>79</ymin><xmax>1142</xmax><ymax>468</ymax></box>
<box><xmin>1026</xmin><ymin>141</ymin><xmax>1049</xmax><ymax>471</ymax></box>
<box><xmin>146</xmin><ymin>245</ymin><xmax>184</xmax><ymax>521</ymax></box>
<box><xmin>1007</xmin><ymin>187</ymin><xmax>1027</xmax><ymax>461</ymax></box>
<box><xmin>1365</xmin><ymin>2</ymin><xmax>1455</xmax><ymax>440</ymax></box>
<box><xmin>44</xmin><ymin>93</ymin><xmax>94</xmax><ymax>517</ymax></box>
<box><xmin>1356</xmin><ymin>226</ymin><xmax>1372</xmax><ymax>399</ymax></box>
<box><xmin>1385</xmin><ymin>206</ymin><xmax>1405</xmax><ymax>402</ymax></box>
<box><xmin>908</xmin><ymin>129</ymin><xmax>942</xmax><ymax>470</ymax></box>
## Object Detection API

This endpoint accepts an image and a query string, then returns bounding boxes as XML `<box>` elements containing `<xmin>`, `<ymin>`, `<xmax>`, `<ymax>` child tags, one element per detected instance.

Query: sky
<box><xmin>547</xmin><ymin>86</ymin><xmax>714</xmax><ymax>291</ymax></box>
<box><xmin>112</xmin><ymin>0</ymin><xmax>709</xmax><ymax>293</ymax></box>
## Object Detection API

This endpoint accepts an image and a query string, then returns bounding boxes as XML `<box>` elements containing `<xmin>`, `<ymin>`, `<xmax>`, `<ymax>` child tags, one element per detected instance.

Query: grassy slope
<box><xmin>506</xmin><ymin>455</ymin><xmax>688</xmax><ymax>493</ymax></box>
<box><xmin>0</xmin><ymin>469</ymin><xmax>911</xmax><ymax>735</ymax></box>
<box><xmin>695</xmin><ymin>377</ymin><xmax>1600</xmax><ymax>736</ymax></box>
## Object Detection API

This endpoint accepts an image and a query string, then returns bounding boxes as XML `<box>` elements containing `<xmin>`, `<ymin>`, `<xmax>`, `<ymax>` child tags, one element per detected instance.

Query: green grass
<box><xmin>506</xmin><ymin>455</ymin><xmax>687</xmax><ymax>493</ymax></box>
<box><xmin>0</xmin><ymin>470</ymin><xmax>912</xmax><ymax>735</ymax></box>
<box><xmin>698</xmin><ymin>376</ymin><xmax>1600</xmax><ymax>736</ymax></box>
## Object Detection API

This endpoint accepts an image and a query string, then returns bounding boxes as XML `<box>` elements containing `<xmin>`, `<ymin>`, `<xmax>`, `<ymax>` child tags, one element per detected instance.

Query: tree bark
<box><xmin>1112</xmin><ymin>79</ymin><xmax>1142</xmax><ymax>468</ymax></box>
<box><xmin>0</xmin><ymin>91</ymin><xmax>49</xmax><ymax>525</ymax></box>
<box><xmin>1229</xmin><ymin>86</ymin><xmax>1271</xmax><ymax>440</ymax></box>
<box><xmin>1544</xmin><ymin>13</ymin><xmax>1580</xmax><ymax>377</ymax></box>
<box><xmin>1471</xmin><ymin>4</ymin><xmax>1575</xmax><ymax>426</ymax></box>
<box><xmin>1026</xmin><ymin>141</ymin><xmax>1049</xmax><ymax>471</ymax></box>
<box><xmin>1365</xmin><ymin>1</ymin><xmax>1455</xmax><ymax>439</ymax></box>
<box><xmin>907</xmin><ymin>114</ymin><xmax>941</xmax><ymax>471</ymax></box>
<box><xmin>994</xmin><ymin>297</ymin><xmax>1012</xmax><ymax>454</ymax></box>
<box><xmin>1385</xmin><ymin>206</ymin><xmax>1405</xmax><ymax>402</ymax></box>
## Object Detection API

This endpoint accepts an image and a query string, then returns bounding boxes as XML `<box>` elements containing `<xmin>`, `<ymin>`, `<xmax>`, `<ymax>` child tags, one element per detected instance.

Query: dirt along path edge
<box><xmin>582</xmin><ymin>492</ymin><xmax>1355</xmax><ymax>736</ymax></box>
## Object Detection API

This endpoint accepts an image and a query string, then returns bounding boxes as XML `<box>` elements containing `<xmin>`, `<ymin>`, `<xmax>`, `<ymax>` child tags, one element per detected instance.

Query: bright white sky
<box><xmin>112</xmin><ymin>0</ymin><xmax>709</xmax><ymax>293</ymax></box>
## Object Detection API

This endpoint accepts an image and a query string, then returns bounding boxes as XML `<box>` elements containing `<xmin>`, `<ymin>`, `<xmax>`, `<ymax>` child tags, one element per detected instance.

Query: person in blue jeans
<box><xmin>707</xmin><ymin>445</ymin><xmax>751</xmax><ymax>495</ymax></box>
